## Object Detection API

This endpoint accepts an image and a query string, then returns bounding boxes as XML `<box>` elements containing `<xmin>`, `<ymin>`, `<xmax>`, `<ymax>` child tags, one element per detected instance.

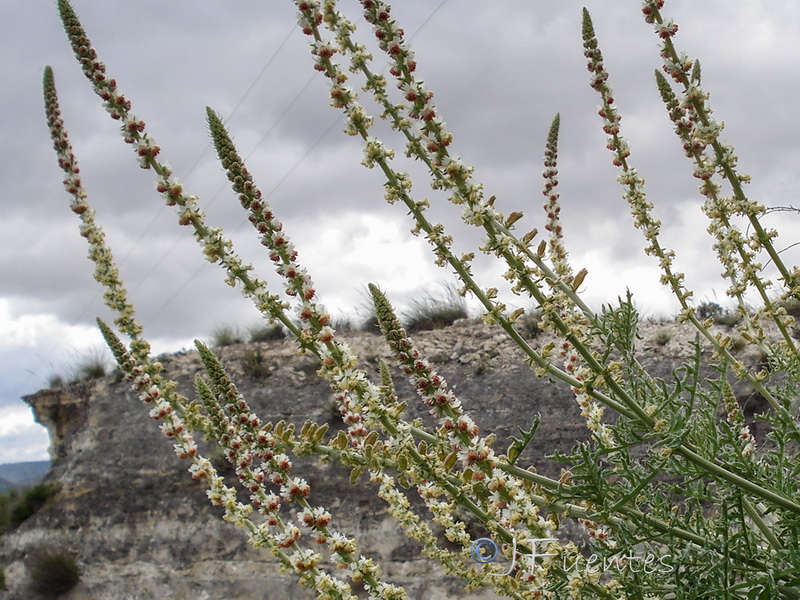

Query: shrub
<box><xmin>730</xmin><ymin>335</ymin><xmax>747</xmax><ymax>353</ymax></box>
<box><xmin>41</xmin><ymin>1</ymin><xmax>800</xmax><ymax>598</ymax></box>
<box><xmin>210</xmin><ymin>324</ymin><xmax>244</xmax><ymax>347</ymax></box>
<box><xmin>653</xmin><ymin>327</ymin><xmax>672</xmax><ymax>346</ymax></box>
<box><xmin>241</xmin><ymin>347</ymin><xmax>271</xmax><ymax>379</ymax></box>
<box><xmin>28</xmin><ymin>552</ymin><xmax>80</xmax><ymax>598</ymax></box>
<box><xmin>248</xmin><ymin>323</ymin><xmax>286</xmax><ymax>343</ymax></box>
<box><xmin>1</xmin><ymin>484</ymin><xmax>58</xmax><ymax>534</ymax></box>
<box><xmin>516</xmin><ymin>308</ymin><xmax>543</xmax><ymax>339</ymax></box>
<box><xmin>46</xmin><ymin>373</ymin><xmax>66</xmax><ymax>388</ymax></box>
<box><xmin>72</xmin><ymin>347</ymin><xmax>110</xmax><ymax>383</ymax></box>
<box><xmin>696</xmin><ymin>300</ymin><xmax>741</xmax><ymax>326</ymax></box>
<box><xmin>0</xmin><ymin>491</ymin><xmax>10</xmax><ymax>533</ymax></box>
<box><xmin>403</xmin><ymin>287</ymin><xmax>469</xmax><ymax>332</ymax></box>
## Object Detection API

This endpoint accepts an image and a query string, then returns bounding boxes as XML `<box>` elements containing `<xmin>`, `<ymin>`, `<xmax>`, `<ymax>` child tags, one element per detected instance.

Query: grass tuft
<box><xmin>28</xmin><ymin>552</ymin><xmax>80</xmax><ymax>598</ymax></box>
<box><xmin>211</xmin><ymin>324</ymin><xmax>245</xmax><ymax>347</ymax></box>
<box><xmin>696</xmin><ymin>300</ymin><xmax>741</xmax><ymax>326</ymax></box>
<box><xmin>1</xmin><ymin>483</ymin><xmax>59</xmax><ymax>534</ymax></box>
<box><xmin>248</xmin><ymin>323</ymin><xmax>285</xmax><ymax>343</ymax></box>
<box><xmin>242</xmin><ymin>347</ymin><xmax>271</xmax><ymax>379</ymax></box>
<box><xmin>403</xmin><ymin>286</ymin><xmax>469</xmax><ymax>333</ymax></box>
<box><xmin>653</xmin><ymin>327</ymin><xmax>673</xmax><ymax>346</ymax></box>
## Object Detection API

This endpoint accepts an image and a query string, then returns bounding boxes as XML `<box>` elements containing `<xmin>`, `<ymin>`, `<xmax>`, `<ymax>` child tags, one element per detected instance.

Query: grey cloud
<box><xmin>2</xmin><ymin>1</ymin><xmax>800</xmax><ymax>461</ymax></box>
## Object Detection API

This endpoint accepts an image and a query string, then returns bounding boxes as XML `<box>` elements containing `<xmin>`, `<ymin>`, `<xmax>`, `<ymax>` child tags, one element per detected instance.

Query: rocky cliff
<box><xmin>0</xmin><ymin>318</ymin><xmax>767</xmax><ymax>599</ymax></box>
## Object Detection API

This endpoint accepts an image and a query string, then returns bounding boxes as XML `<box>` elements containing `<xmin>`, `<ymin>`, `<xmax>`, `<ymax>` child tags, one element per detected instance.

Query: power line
<box><xmin>13</xmin><ymin>0</ymin><xmax>451</xmax><ymax>398</ymax></box>
<box><xmin>12</xmin><ymin>16</ymin><xmax>302</xmax><ymax>393</ymax></box>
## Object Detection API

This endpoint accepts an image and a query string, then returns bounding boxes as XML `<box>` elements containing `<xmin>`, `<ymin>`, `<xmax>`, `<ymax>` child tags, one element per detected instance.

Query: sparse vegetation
<box><xmin>1</xmin><ymin>564</ymin><xmax>6</xmax><ymax>591</ymax></box>
<box><xmin>242</xmin><ymin>347</ymin><xmax>271</xmax><ymax>379</ymax></box>
<box><xmin>44</xmin><ymin>347</ymin><xmax>110</xmax><ymax>388</ymax></box>
<box><xmin>730</xmin><ymin>335</ymin><xmax>747</xmax><ymax>353</ymax></box>
<box><xmin>331</xmin><ymin>315</ymin><xmax>356</xmax><ymax>332</ymax></box>
<box><xmin>695</xmin><ymin>300</ymin><xmax>741</xmax><ymax>326</ymax></box>
<box><xmin>0</xmin><ymin>483</ymin><xmax>59</xmax><ymax>534</ymax></box>
<box><xmin>28</xmin><ymin>552</ymin><xmax>80</xmax><ymax>598</ymax></box>
<box><xmin>653</xmin><ymin>327</ymin><xmax>673</xmax><ymax>346</ymax></box>
<box><xmin>73</xmin><ymin>348</ymin><xmax>109</xmax><ymax>382</ymax></box>
<box><xmin>516</xmin><ymin>308</ymin><xmax>543</xmax><ymax>339</ymax></box>
<box><xmin>403</xmin><ymin>287</ymin><xmax>469</xmax><ymax>333</ymax></box>
<box><xmin>210</xmin><ymin>324</ymin><xmax>244</xmax><ymax>347</ymax></box>
<box><xmin>776</xmin><ymin>296</ymin><xmax>800</xmax><ymax>318</ymax></box>
<box><xmin>248</xmin><ymin>323</ymin><xmax>285</xmax><ymax>343</ymax></box>
<box><xmin>359</xmin><ymin>313</ymin><xmax>381</xmax><ymax>333</ymax></box>
<box><xmin>46</xmin><ymin>373</ymin><xmax>66</xmax><ymax>388</ymax></box>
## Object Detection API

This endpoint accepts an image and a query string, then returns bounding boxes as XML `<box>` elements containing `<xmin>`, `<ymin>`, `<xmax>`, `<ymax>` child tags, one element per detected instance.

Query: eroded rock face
<box><xmin>0</xmin><ymin>319</ymin><xmax>766</xmax><ymax>599</ymax></box>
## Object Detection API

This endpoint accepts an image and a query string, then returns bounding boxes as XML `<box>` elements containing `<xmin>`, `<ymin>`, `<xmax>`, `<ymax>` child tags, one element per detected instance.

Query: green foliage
<box><xmin>0</xmin><ymin>491</ymin><xmax>9</xmax><ymax>533</ymax></box>
<box><xmin>0</xmin><ymin>484</ymin><xmax>59</xmax><ymax>533</ymax></box>
<box><xmin>28</xmin><ymin>552</ymin><xmax>80</xmax><ymax>598</ymax></box>
<box><xmin>0</xmin><ymin>564</ymin><xmax>6</xmax><ymax>591</ymax></box>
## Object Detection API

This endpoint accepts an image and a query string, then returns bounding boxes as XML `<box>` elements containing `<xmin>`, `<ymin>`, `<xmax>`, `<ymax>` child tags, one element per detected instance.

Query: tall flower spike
<box><xmin>541</xmin><ymin>113</ymin><xmax>572</xmax><ymax>284</ymax></box>
<box><xmin>641</xmin><ymin>0</ymin><xmax>800</xmax><ymax>300</ymax></box>
<box><xmin>582</xmin><ymin>8</ymin><xmax>691</xmax><ymax>307</ymax></box>
<box><xmin>369</xmin><ymin>284</ymin><xmax>561</xmax><ymax>546</ymax></box>
<box><xmin>43</xmin><ymin>66</ymin><xmax>150</xmax><ymax>360</ymax></box>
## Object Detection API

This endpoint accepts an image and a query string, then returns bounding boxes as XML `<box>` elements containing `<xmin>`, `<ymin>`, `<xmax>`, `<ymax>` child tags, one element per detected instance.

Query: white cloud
<box><xmin>0</xmin><ymin>404</ymin><xmax>50</xmax><ymax>464</ymax></box>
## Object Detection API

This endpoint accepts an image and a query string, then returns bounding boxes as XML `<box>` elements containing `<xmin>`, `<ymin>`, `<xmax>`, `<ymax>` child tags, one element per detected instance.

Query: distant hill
<box><xmin>0</xmin><ymin>461</ymin><xmax>50</xmax><ymax>492</ymax></box>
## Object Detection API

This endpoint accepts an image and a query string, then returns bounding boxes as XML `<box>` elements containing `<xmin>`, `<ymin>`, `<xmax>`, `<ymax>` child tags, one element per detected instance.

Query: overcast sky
<box><xmin>2</xmin><ymin>1</ymin><xmax>799</xmax><ymax>464</ymax></box>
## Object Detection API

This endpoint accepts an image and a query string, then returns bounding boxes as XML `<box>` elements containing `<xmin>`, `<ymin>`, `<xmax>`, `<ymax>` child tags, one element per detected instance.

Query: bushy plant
<box><xmin>696</xmin><ymin>300</ymin><xmax>742</xmax><ymax>327</ymax></box>
<box><xmin>1</xmin><ymin>484</ymin><xmax>58</xmax><ymax>533</ymax></box>
<box><xmin>46</xmin><ymin>373</ymin><xmax>66</xmax><ymax>389</ymax></box>
<box><xmin>40</xmin><ymin>1</ymin><xmax>800</xmax><ymax>598</ymax></box>
<box><xmin>652</xmin><ymin>327</ymin><xmax>672</xmax><ymax>347</ymax></box>
<box><xmin>242</xmin><ymin>347</ymin><xmax>271</xmax><ymax>380</ymax></box>
<box><xmin>28</xmin><ymin>552</ymin><xmax>80</xmax><ymax>598</ymax></box>
<box><xmin>210</xmin><ymin>324</ymin><xmax>245</xmax><ymax>347</ymax></box>
<box><xmin>248</xmin><ymin>323</ymin><xmax>286</xmax><ymax>343</ymax></box>
<box><xmin>73</xmin><ymin>348</ymin><xmax>109</xmax><ymax>382</ymax></box>
<box><xmin>402</xmin><ymin>287</ymin><xmax>469</xmax><ymax>333</ymax></box>
<box><xmin>516</xmin><ymin>308</ymin><xmax>543</xmax><ymax>340</ymax></box>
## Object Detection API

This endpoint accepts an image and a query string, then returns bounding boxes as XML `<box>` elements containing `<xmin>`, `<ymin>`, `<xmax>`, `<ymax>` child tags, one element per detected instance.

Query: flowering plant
<box><xmin>43</xmin><ymin>1</ymin><xmax>800</xmax><ymax>598</ymax></box>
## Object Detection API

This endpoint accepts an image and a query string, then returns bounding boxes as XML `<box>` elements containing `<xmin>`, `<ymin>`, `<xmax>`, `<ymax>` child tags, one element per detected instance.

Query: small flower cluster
<box><xmin>369</xmin><ymin>284</ymin><xmax>568</xmax><ymax>578</ymax></box>
<box><xmin>96</xmin><ymin>320</ymin><xmax>263</xmax><ymax>539</ymax></box>
<box><xmin>721</xmin><ymin>382</ymin><xmax>757</xmax><ymax>458</ymax></box>
<box><xmin>193</xmin><ymin>343</ymin><xmax>408</xmax><ymax>597</ymax></box>
<box><xmin>644</xmin><ymin>3</ymin><xmax>800</xmax><ymax>418</ymax></box>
